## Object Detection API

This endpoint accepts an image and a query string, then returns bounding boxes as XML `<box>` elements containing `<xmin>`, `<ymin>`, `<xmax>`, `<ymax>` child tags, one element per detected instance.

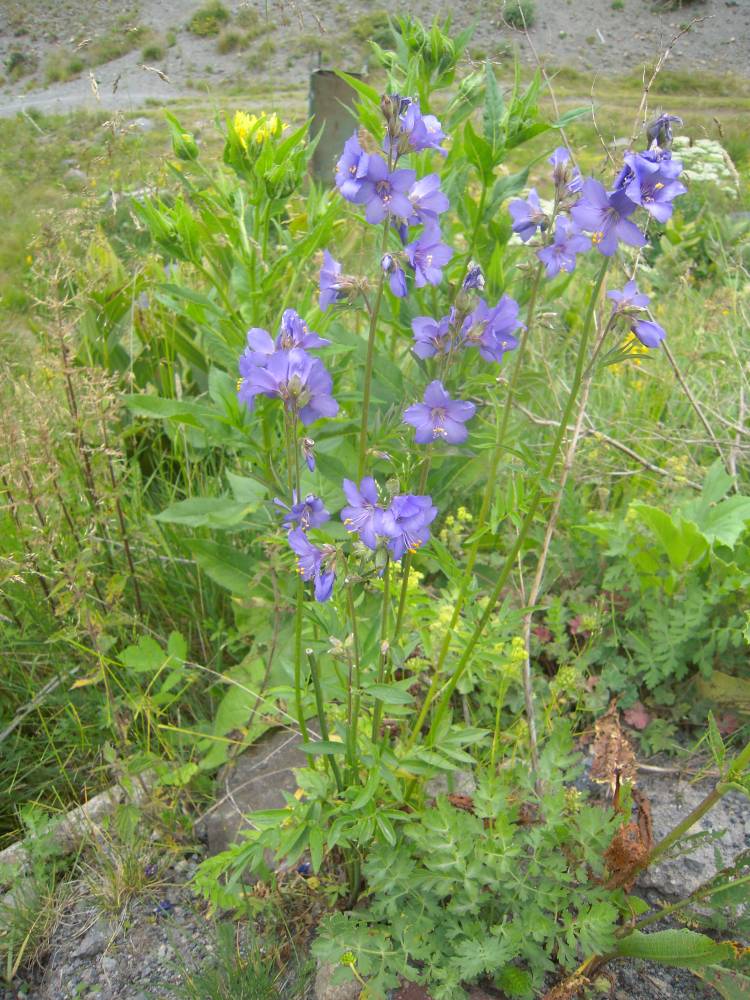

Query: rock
<box><xmin>63</xmin><ymin>167</ymin><xmax>88</xmax><ymax>189</ymax></box>
<box><xmin>637</xmin><ymin>772</ymin><xmax>750</xmax><ymax>898</ymax></box>
<box><xmin>130</xmin><ymin>116</ymin><xmax>155</xmax><ymax>132</ymax></box>
<box><xmin>425</xmin><ymin>769</ymin><xmax>476</xmax><ymax>800</ymax></box>
<box><xmin>72</xmin><ymin>919</ymin><xmax>110</xmax><ymax>959</ymax></box>
<box><xmin>100</xmin><ymin>956</ymin><xmax>117</xmax><ymax>975</ymax></box>
<box><xmin>314</xmin><ymin>961</ymin><xmax>361</xmax><ymax>1000</ymax></box>
<box><xmin>201</xmin><ymin>728</ymin><xmax>308</xmax><ymax>857</ymax></box>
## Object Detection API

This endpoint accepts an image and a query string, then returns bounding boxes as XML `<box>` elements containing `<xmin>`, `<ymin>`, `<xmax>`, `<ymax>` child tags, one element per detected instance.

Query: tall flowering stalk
<box><xmin>232</xmin><ymin>84</ymin><xmax>688</xmax><ymax>904</ymax></box>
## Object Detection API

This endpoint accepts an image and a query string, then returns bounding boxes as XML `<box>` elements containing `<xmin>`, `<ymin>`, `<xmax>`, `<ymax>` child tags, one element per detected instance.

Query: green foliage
<box><xmin>580</xmin><ymin>462</ymin><xmax>750</xmax><ymax>704</ymax></box>
<box><xmin>188</xmin><ymin>1</ymin><xmax>230</xmax><ymax>36</ymax></box>
<box><xmin>172</xmin><ymin>922</ymin><xmax>312</xmax><ymax>999</ymax></box>
<box><xmin>502</xmin><ymin>0</ymin><xmax>537</xmax><ymax>29</ymax></box>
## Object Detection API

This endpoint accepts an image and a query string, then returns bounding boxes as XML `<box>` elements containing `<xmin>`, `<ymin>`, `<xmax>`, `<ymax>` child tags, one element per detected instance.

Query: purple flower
<box><xmin>536</xmin><ymin>216</ymin><xmax>591</xmax><ymax>278</ymax></box>
<box><xmin>319</xmin><ymin>250</ymin><xmax>342</xmax><ymax>312</ymax></box>
<box><xmin>408</xmin><ymin>174</ymin><xmax>449</xmax><ymax>224</ymax></box>
<box><xmin>335</xmin><ymin>132</ymin><xmax>371</xmax><ymax>202</ymax></box>
<box><xmin>407</xmin><ymin>109</ymin><xmax>447</xmax><ymax>155</ymax></box>
<box><xmin>277</xmin><ymin>309</ymin><xmax>330</xmax><ymax>351</ymax></box>
<box><xmin>570</xmin><ymin>178</ymin><xmax>646</xmax><ymax>256</ymax></box>
<box><xmin>406</xmin><ymin>225</ymin><xmax>453</xmax><ymax>288</ymax></box>
<box><xmin>632</xmin><ymin>319</ymin><xmax>665</xmax><ymax>349</ymax></box>
<box><xmin>238</xmin><ymin>348</ymin><xmax>338</xmax><ymax>426</ymax></box>
<box><xmin>403</xmin><ymin>381</ymin><xmax>476</xmax><ymax>445</ymax></box>
<box><xmin>608</xmin><ymin>279</ymin><xmax>650</xmax><ymax>312</ymax></box>
<box><xmin>386</xmin><ymin>101</ymin><xmax>447</xmax><ymax>157</ymax></box>
<box><xmin>341</xmin><ymin>477</ymin><xmax>385</xmax><ymax>550</ymax></box>
<box><xmin>239</xmin><ymin>327</ymin><xmax>276</xmax><ymax>369</ymax></box>
<box><xmin>509</xmin><ymin>188</ymin><xmax>546</xmax><ymax>242</ymax></box>
<box><xmin>382</xmin><ymin>253</ymin><xmax>407</xmax><ymax>297</ymax></box>
<box><xmin>646</xmin><ymin>114</ymin><xmax>682</xmax><ymax>149</ymax></box>
<box><xmin>275</xmin><ymin>492</ymin><xmax>330</xmax><ymax>531</ymax></box>
<box><xmin>358</xmin><ymin>156</ymin><xmax>416</xmax><ymax>224</ymax></box>
<box><xmin>288</xmin><ymin>527</ymin><xmax>335</xmax><ymax>602</ymax></box>
<box><xmin>463</xmin><ymin>264</ymin><xmax>485</xmax><ymax>291</ymax></box>
<box><xmin>621</xmin><ymin>152</ymin><xmax>687</xmax><ymax>223</ymax></box>
<box><xmin>548</xmin><ymin>146</ymin><xmax>582</xmax><ymax>194</ymax></box>
<box><xmin>462</xmin><ymin>296</ymin><xmax>522</xmax><ymax>364</ymax></box>
<box><xmin>549</xmin><ymin>146</ymin><xmax>570</xmax><ymax>184</ymax></box>
<box><xmin>240</xmin><ymin>311</ymin><xmax>329</xmax><ymax>370</ymax></box>
<box><xmin>411</xmin><ymin>314</ymin><xmax>453</xmax><ymax>359</ymax></box>
<box><xmin>381</xmin><ymin>494</ymin><xmax>438</xmax><ymax>561</ymax></box>
<box><xmin>302</xmin><ymin>437</ymin><xmax>316</xmax><ymax>473</ymax></box>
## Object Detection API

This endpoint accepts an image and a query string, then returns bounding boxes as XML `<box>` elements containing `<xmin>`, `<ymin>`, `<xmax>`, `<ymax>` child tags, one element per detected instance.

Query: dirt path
<box><xmin>1</xmin><ymin>0</ymin><xmax>748</xmax><ymax>120</ymax></box>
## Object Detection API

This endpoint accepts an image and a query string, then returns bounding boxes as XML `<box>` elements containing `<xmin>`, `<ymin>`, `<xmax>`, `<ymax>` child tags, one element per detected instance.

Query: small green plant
<box><xmin>216</xmin><ymin>28</ymin><xmax>246</xmax><ymax>54</ymax></box>
<box><xmin>172</xmin><ymin>922</ymin><xmax>312</xmax><ymax>999</ymax></box>
<box><xmin>612</xmin><ymin>0</ymin><xmax>625</xmax><ymax>9</ymax></box>
<box><xmin>43</xmin><ymin>49</ymin><xmax>85</xmax><ymax>84</ymax></box>
<box><xmin>502</xmin><ymin>0</ymin><xmax>537</xmax><ymax>29</ymax></box>
<box><xmin>187</xmin><ymin>1</ymin><xmax>230</xmax><ymax>37</ymax></box>
<box><xmin>5</xmin><ymin>48</ymin><xmax>36</xmax><ymax>81</ymax></box>
<box><xmin>141</xmin><ymin>40</ymin><xmax>166</xmax><ymax>62</ymax></box>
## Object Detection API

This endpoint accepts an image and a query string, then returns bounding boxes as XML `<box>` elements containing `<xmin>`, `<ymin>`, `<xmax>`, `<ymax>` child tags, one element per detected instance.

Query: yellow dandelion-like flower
<box><xmin>233</xmin><ymin>110</ymin><xmax>257</xmax><ymax>150</ymax></box>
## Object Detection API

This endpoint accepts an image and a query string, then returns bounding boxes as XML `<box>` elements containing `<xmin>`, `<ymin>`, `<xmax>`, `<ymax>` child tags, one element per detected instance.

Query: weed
<box><xmin>142</xmin><ymin>40</ymin><xmax>166</xmax><ymax>62</ymax></box>
<box><xmin>502</xmin><ymin>0</ymin><xmax>537</xmax><ymax>29</ymax></box>
<box><xmin>5</xmin><ymin>48</ymin><xmax>36</xmax><ymax>82</ymax></box>
<box><xmin>216</xmin><ymin>28</ymin><xmax>247</xmax><ymax>55</ymax></box>
<box><xmin>612</xmin><ymin>0</ymin><xmax>625</xmax><ymax>9</ymax></box>
<box><xmin>187</xmin><ymin>1</ymin><xmax>230</xmax><ymax>37</ymax></box>
<box><xmin>248</xmin><ymin>41</ymin><xmax>276</xmax><ymax>72</ymax></box>
<box><xmin>349</xmin><ymin>10</ymin><xmax>392</xmax><ymax>47</ymax></box>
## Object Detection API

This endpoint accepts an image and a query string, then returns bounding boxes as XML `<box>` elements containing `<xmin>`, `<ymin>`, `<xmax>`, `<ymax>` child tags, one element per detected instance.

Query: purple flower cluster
<box><xmin>508</xmin><ymin>123</ymin><xmax>687</xmax><ymax>267</ymax></box>
<box><xmin>333</xmin><ymin>100</ymin><xmax>452</xmax><ymax>298</ymax></box>
<box><xmin>237</xmin><ymin>310</ymin><xmax>338</xmax><ymax>426</ymax></box>
<box><xmin>341</xmin><ymin>477</ymin><xmax>437</xmax><ymax>561</ymax></box>
<box><xmin>608</xmin><ymin>279</ymin><xmax>666</xmax><ymax>348</ymax></box>
<box><xmin>410</xmin><ymin>291</ymin><xmax>522</xmax><ymax>367</ymax></box>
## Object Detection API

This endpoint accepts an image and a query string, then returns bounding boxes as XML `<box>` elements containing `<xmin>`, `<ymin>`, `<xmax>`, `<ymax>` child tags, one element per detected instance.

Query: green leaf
<box><xmin>631</xmin><ymin>502</ymin><xmax>708</xmax><ymax>569</ymax></box>
<box><xmin>351</xmin><ymin>768</ymin><xmax>381</xmax><ymax>810</ymax></box>
<box><xmin>363</xmin><ymin>683</ymin><xmax>416</xmax><ymax>706</ymax></box>
<box><xmin>698</xmin><ymin>496</ymin><xmax>750</xmax><ymax>549</ymax></box>
<box><xmin>167</xmin><ymin>631</ymin><xmax>187</xmax><ymax>661</ymax></box>
<box><xmin>120</xmin><ymin>636</ymin><xmax>165</xmax><ymax>673</ymax></box>
<box><xmin>309</xmin><ymin>826</ymin><xmax>324</xmax><ymax>873</ymax></box>
<box><xmin>483</xmin><ymin>61</ymin><xmax>504</xmax><ymax>148</ymax></box>
<box><xmin>697</xmin><ymin>671</ymin><xmax>750</xmax><ymax>714</ymax></box>
<box><xmin>615</xmin><ymin>929</ymin><xmax>735</xmax><ymax>969</ymax></box>
<box><xmin>301</xmin><ymin>740</ymin><xmax>348</xmax><ymax>756</ymax></box>
<box><xmin>189</xmin><ymin>538</ymin><xmax>253</xmax><ymax>593</ymax></box>
<box><xmin>226</xmin><ymin>472</ymin><xmax>268</xmax><ymax>505</ymax></box>
<box><xmin>155</xmin><ymin>497</ymin><xmax>254</xmax><ymax>529</ymax></box>
<box><xmin>551</xmin><ymin>106</ymin><xmax>591</xmax><ymax>128</ymax></box>
<box><xmin>693</xmin><ymin>965</ymin><xmax>750</xmax><ymax>1000</ymax></box>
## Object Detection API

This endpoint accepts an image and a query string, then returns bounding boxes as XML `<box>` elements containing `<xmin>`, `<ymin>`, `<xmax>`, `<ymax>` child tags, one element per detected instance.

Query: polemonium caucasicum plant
<box><xmin>188</xmin><ymin>28</ymin><xmax>740</xmax><ymax>998</ymax></box>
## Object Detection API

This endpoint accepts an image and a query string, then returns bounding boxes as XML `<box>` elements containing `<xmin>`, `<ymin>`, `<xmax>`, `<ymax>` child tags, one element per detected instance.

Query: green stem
<box><xmin>406</xmin><ymin>263</ymin><xmax>545</xmax><ymax>747</ymax></box>
<box><xmin>357</xmin><ymin>223</ymin><xmax>391</xmax><ymax>480</ymax></box>
<box><xmin>466</xmin><ymin>179</ymin><xmax>488</xmax><ymax>266</ymax></box>
<box><xmin>306</xmin><ymin>649</ymin><xmax>343</xmax><ymax>792</ymax></box>
<box><xmin>371</xmin><ymin>556</ymin><xmax>391</xmax><ymax>742</ymax></box>
<box><xmin>284</xmin><ymin>414</ymin><xmax>308</xmax><ymax>748</ymax></box>
<box><xmin>392</xmin><ymin>454</ymin><xmax>433</xmax><ymax>648</ymax></box>
<box><xmin>346</xmin><ymin>578</ymin><xmax>363</xmax><ymax>774</ymax></box>
<box><xmin>417</xmin><ymin>257</ymin><xmax>610</xmax><ymax>748</ymax></box>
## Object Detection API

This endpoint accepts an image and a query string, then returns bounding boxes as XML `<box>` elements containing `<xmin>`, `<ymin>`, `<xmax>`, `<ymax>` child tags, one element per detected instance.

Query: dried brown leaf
<box><xmin>590</xmin><ymin>700</ymin><xmax>637</xmax><ymax>796</ymax></box>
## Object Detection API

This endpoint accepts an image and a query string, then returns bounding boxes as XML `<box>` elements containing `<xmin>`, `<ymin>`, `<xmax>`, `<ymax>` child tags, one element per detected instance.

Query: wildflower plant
<box><xmin>146</xmin><ymin>20</ymin><xmax>750</xmax><ymax>999</ymax></box>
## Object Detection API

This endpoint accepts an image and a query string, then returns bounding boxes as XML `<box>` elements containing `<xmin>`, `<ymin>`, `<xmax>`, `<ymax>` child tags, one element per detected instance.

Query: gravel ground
<box><xmin>0</xmin><ymin>0</ymin><xmax>749</xmax><ymax>117</ymax></box>
<box><xmin>2</xmin><ymin>755</ymin><xmax>746</xmax><ymax>1000</ymax></box>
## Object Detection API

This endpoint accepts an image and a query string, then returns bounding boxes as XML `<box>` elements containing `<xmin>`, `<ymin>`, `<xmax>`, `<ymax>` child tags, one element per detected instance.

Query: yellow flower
<box><xmin>233</xmin><ymin>110</ymin><xmax>257</xmax><ymax>150</ymax></box>
<box><xmin>232</xmin><ymin>110</ymin><xmax>286</xmax><ymax>150</ymax></box>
